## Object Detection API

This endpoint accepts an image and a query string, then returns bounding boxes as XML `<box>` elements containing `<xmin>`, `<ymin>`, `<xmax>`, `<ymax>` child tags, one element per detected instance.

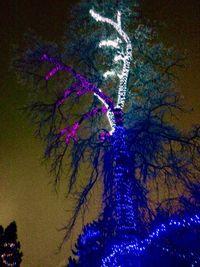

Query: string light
<box><xmin>79</xmin><ymin>226</ymin><xmax>101</xmax><ymax>246</ymax></box>
<box><xmin>112</xmin><ymin>126</ymin><xmax>136</xmax><ymax>233</ymax></box>
<box><xmin>101</xmin><ymin>214</ymin><xmax>200</xmax><ymax>267</ymax></box>
<box><xmin>60</xmin><ymin>122</ymin><xmax>80</xmax><ymax>144</ymax></box>
<box><xmin>99</xmin><ymin>39</ymin><xmax>121</xmax><ymax>49</ymax></box>
<box><xmin>41</xmin><ymin>53</ymin><xmax>116</xmax><ymax>132</ymax></box>
<box><xmin>89</xmin><ymin>9</ymin><xmax>132</xmax><ymax>110</ymax></box>
<box><xmin>1</xmin><ymin>242</ymin><xmax>17</xmax><ymax>267</ymax></box>
<box><xmin>103</xmin><ymin>70</ymin><xmax>116</xmax><ymax>79</ymax></box>
<box><xmin>60</xmin><ymin>107</ymin><xmax>108</xmax><ymax>144</ymax></box>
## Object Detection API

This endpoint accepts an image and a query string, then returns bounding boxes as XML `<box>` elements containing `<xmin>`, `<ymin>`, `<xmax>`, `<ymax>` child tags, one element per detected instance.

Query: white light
<box><xmin>89</xmin><ymin>9</ymin><xmax>130</xmax><ymax>42</ymax></box>
<box><xmin>114</xmin><ymin>54</ymin><xmax>124</xmax><ymax>62</ymax></box>
<box><xmin>94</xmin><ymin>91</ymin><xmax>116</xmax><ymax>133</ymax></box>
<box><xmin>90</xmin><ymin>9</ymin><xmax>132</xmax><ymax>112</ymax></box>
<box><xmin>117</xmin><ymin>11</ymin><xmax>121</xmax><ymax>28</ymax></box>
<box><xmin>103</xmin><ymin>70</ymin><xmax>116</xmax><ymax>78</ymax></box>
<box><xmin>107</xmin><ymin>110</ymin><xmax>116</xmax><ymax>134</ymax></box>
<box><xmin>99</xmin><ymin>39</ymin><xmax>120</xmax><ymax>49</ymax></box>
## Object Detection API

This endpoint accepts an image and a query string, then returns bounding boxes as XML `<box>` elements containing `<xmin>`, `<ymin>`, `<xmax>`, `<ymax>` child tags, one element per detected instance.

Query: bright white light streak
<box><xmin>99</xmin><ymin>40</ymin><xmax>120</xmax><ymax>49</ymax></box>
<box><xmin>114</xmin><ymin>54</ymin><xmax>124</xmax><ymax>62</ymax></box>
<box><xmin>116</xmin><ymin>43</ymin><xmax>132</xmax><ymax>109</ymax></box>
<box><xmin>89</xmin><ymin>9</ymin><xmax>132</xmax><ymax>111</ymax></box>
<box><xmin>103</xmin><ymin>70</ymin><xmax>116</xmax><ymax>79</ymax></box>
<box><xmin>94</xmin><ymin>91</ymin><xmax>116</xmax><ymax>133</ymax></box>
<box><xmin>89</xmin><ymin>9</ymin><xmax>130</xmax><ymax>43</ymax></box>
<box><xmin>117</xmin><ymin>11</ymin><xmax>121</xmax><ymax>28</ymax></box>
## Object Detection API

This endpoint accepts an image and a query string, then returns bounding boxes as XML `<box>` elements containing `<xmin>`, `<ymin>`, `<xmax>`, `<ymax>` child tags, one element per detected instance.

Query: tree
<box><xmin>14</xmin><ymin>0</ymin><xmax>200</xmax><ymax>266</ymax></box>
<box><xmin>0</xmin><ymin>222</ymin><xmax>23</xmax><ymax>267</ymax></box>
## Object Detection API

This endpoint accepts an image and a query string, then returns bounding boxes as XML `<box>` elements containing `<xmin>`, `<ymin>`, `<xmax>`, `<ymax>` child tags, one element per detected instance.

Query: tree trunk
<box><xmin>112</xmin><ymin>126</ymin><xmax>136</xmax><ymax>236</ymax></box>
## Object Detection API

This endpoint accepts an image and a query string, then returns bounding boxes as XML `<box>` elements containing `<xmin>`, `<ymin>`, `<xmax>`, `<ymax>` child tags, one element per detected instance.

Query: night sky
<box><xmin>0</xmin><ymin>1</ymin><xmax>199</xmax><ymax>266</ymax></box>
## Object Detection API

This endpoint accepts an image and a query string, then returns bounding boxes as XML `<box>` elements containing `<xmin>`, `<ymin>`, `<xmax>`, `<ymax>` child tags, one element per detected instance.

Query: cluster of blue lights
<box><xmin>79</xmin><ymin>225</ymin><xmax>101</xmax><ymax>246</ymax></box>
<box><xmin>145</xmin><ymin>214</ymin><xmax>200</xmax><ymax>242</ymax></box>
<box><xmin>112</xmin><ymin>126</ymin><xmax>136</xmax><ymax>234</ymax></box>
<box><xmin>101</xmin><ymin>214</ymin><xmax>200</xmax><ymax>267</ymax></box>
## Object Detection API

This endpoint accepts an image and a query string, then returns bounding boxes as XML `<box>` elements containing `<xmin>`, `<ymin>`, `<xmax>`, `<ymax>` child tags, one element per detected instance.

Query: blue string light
<box><xmin>112</xmin><ymin>126</ymin><xmax>136</xmax><ymax>234</ymax></box>
<box><xmin>101</xmin><ymin>214</ymin><xmax>200</xmax><ymax>267</ymax></box>
<box><xmin>79</xmin><ymin>225</ymin><xmax>101</xmax><ymax>246</ymax></box>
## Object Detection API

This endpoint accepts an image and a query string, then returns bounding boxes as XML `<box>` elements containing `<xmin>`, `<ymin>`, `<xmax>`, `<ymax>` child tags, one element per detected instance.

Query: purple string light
<box><xmin>41</xmin><ymin>53</ymin><xmax>114</xmax><ymax>110</ymax></box>
<box><xmin>60</xmin><ymin>107</ymin><xmax>108</xmax><ymax>144</ymax></box>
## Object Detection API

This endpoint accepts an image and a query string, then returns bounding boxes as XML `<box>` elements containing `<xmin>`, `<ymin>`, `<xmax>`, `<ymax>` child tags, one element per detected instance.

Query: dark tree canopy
<box><xmin>14</xmin><ymin>0</ymin><xmax>200</xmax><ymax>259</ymax></box>
<box><xmin>0</xmin><ymin>222</ymin><xmax>23</xmax><ymax>267</ymax></box>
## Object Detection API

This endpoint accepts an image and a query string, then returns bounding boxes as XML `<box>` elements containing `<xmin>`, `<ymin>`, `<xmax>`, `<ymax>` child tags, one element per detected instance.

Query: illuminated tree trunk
<box><xmin>102</xmin><ymin>109</ymin><xmax>137</xmax><ymax>238</ymax></box>
<box><xmin>112</xmin><ymin>126</ymin><xmax>136</xmax><ymax>236</ymax></box>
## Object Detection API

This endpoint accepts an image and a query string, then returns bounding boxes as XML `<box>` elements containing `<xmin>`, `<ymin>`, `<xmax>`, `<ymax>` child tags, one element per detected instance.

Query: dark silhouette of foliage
<box><xmin>0</xmin><ymin>222</ymin><xmax>23</xmax><ymax>267</ymax></box>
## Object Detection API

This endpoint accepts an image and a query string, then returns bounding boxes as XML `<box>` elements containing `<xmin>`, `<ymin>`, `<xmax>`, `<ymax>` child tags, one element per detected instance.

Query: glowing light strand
<box><xmin>103</xmin><ymin>70</ymin><xmax>116</xmax><ymax>79</ymax></box>
<box><xmin>99</xmin><ymin>39</ymin><xmax>121</xmax><ymax>49</ymax></box>
<box><xmin>89</xmin><ymin>9</ymin><xmax>132</xmax><ymax>110</ymax></box>
<box><xmin>101</xmin><ymin>214</ymin><xmax>200</xmax><ymax>267</ymax></box>
<box><xmin>60</xmin><ymin>107</ymin><xmax>107</xmax><ymax>144</ymax></box>
<box><xmin>41</xmin><ymin>54</ymin><xmax>113</xmax><ymax>105</ymax></box>
<box><xmin>112</xmin><ymin>126</ymin><xmax>136</xmax><ymax>233</ymax></box>
<box><xmin>41</xmin><ymin>53</ymin><xmax>116</xmax><ymax>132</ymax></box>
<box><xmin>79</xmin><ymin>225</ymin><xmax>101</xmax><ymax>246</ymax></box>
<box><xmin>1</xmin><ymin>242</ymin><xmax>17</xmax><ymax>267</ymax></box>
